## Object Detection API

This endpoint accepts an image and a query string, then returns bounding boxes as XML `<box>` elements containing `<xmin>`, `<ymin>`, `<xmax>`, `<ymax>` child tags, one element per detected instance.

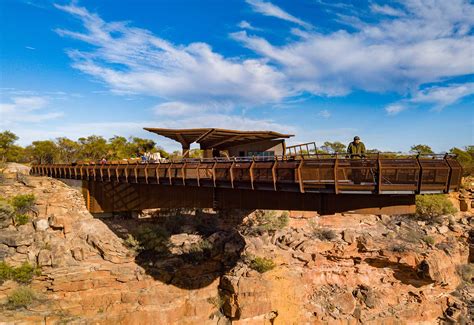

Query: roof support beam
<box><xmin>195</xmin><ymin>128</ymin><xmax>215</xmax><ymax>143</ymax></box>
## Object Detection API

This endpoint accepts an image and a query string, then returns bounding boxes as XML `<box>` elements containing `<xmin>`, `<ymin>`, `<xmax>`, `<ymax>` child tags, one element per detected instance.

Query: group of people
<box><xmin>99</xmin><ymin>151</ymin><xmax>164</xmax><ymax>165</ymax></box>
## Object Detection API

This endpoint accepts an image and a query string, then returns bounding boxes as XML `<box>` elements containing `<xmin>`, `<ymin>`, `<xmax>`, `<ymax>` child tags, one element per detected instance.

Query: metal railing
<box><xmin>30</xmin><ymin>153</ymin><xmax>462</xmax><ymax>195</ymax></box>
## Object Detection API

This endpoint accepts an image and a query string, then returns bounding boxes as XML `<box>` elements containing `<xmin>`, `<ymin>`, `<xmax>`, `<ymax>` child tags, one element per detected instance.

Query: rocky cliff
<box><xmin>0</xmin><ymin>165</ymin><xmax>472</xmax><ymax>324</ymax></box>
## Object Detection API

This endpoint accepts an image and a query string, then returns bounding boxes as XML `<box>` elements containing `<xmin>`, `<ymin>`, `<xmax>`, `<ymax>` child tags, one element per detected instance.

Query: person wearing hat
<box><xmin>347</xmin><ymin>136</ymin><xmax>366</xmax><ymax>159</ymax></box>
<box><xmin>347</xmin><ymin>136</ymin><xmax>366</xmax><ymax>184</ymax></box>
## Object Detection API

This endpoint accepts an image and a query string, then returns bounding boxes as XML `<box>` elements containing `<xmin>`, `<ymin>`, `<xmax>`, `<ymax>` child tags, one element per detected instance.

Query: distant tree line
<box><xmin>0</xmin><ymin>130</ymin><xmax>171</xmax><ymax>164</ymax></box>
<box><xmin>0</xmin><ymin>131</ymin><xmax>472</xmax><ymax>175</ymax></box>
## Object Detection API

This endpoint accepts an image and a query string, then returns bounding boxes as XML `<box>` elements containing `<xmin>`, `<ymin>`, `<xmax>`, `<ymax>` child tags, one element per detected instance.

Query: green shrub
<box><xmin>390</xmin><ymin>243</ymin><xmax>407</xmax><ymax>253</ymax></box>
<box><xmin>0</xmin><ymin>262</ymin><xmax>13</xmax><ymax>284</ymax></box>
<box><xmin>0</xmin><ymin>262</ymin><xmax>40</xmax><ymax>284</ymax></box>
<box><xmin>311</xmin><ymin>228</ymin><xmax>338</xmax><ymax>241</ymax></box>
<box><xmin>136</xmin><ymin>224</ymin><xmax>169</xmax><ymax>253</ymax></box>
<box><xmin>123</xmin><ymin>234</ymin><xmax>141</xmax><ymax>251</ymax></box>
<box><xmin>422</xmin><ymin>235</ymin><xmax>435</xmax><ymax>245</ymax></box>
<box><xmin>457</xmin><ymin>264</ymin><xmax>473</xmax><ymax>284</ymax></box>
<box><xmin>248</xmin><ymin>256</ymin><xmax>275</xmax><ymax>273</ymax></box>
<box><xmin>188</xmin><ymin>239</ymin><xmax>213</xmax><ymax>254</ymax></box>
<box><xmin>10</xmin><ymin>194</ymin><xmax>35</xmax><ymax>214</ymax></box>
<box><xmin>416</xmin><ymin>195</ymin><xmax>457</xmax><ymax>217</ymax></box>
<box><xmin>245</xmin><ymin>210</ymin><xmax>289</xmax><ymax>235</ymax></box>
<box><xmin>401</xmin><ymin>229</ymin><xmax>423</xmax><ymax>243</ymax></box>
<box><xmin>7</xmin><ymin>286</ymin><xmax>36</xmax><ymax>309</ymax></box>
<box><xmin>14</xmin><ymin>214</ymin><xmax>30</xmax><ymax>225</ymax></box>
<box><xmin>0</xmin><ymin>201</ymin><xmax>14</xmax><ymax>224</ymax></box>
<box><xmin>207</xmin><ymin>295</ymin><xmax>224</xmax><ymax>310</ymax></box>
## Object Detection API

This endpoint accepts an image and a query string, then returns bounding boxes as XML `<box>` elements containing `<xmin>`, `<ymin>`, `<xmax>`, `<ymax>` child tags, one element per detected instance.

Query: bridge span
<box><xmin>30</xmin><ymin>154</ymin><xmax>462</xmax><ymax>215</ymax></box>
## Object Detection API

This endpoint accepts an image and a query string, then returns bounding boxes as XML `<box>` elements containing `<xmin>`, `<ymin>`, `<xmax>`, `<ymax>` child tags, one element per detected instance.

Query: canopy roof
<box><xmin>144</xmin><ymin>128</ymin><xmax>293</xmax><ymax>150</ymax></box>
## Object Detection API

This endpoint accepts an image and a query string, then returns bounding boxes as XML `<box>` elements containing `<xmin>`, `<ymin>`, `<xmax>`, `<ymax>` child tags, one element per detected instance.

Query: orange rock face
<box><xmin>0</xmin><ymin>169</ymin><xmax>472</xmax><ymax>324</ymax></box>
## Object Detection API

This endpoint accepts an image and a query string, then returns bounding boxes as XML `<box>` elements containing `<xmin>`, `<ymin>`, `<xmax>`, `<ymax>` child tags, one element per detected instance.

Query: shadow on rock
<box><xmin>365</xmin><ymin>257</ymin><xmax>435</xmax><ymax>288</ymax></box>
<box><xmin>96</xmin><ymin>208</ymin><xmax>250</xmax><ymax>290</ymax></box>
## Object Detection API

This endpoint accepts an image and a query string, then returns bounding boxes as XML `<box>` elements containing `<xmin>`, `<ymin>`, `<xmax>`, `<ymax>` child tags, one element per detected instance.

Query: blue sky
<box><xmin>1</xmin><ymin>0</ymin><xmax>473</xmax><ymax>152</ymax></box>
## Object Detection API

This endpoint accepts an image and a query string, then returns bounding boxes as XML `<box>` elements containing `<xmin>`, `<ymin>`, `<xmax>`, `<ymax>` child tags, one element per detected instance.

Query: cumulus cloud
<box><xmin>233</xmin><ymin>0</ymin><xmax>474</xmax><ymax>98</ymax></box>
<box><xmin>245</xmin><ymin>0</ymin><xmax>313</xmax><ymax>29</ymax></box>
<box><xmin>410</xmin><ymin>83</ymin><xmax>474</xmax><ymax>108</ymax></box>
<box><xmin>55</xmin><ymin>1</ymin><xmax>474</xmax><ymax>118</ymax></box>
<box><xmin>54</xmin><ymin>3</ymin><xmax>288</xmax><ymax>105</ymax></box>
<box><xmin>0</xmin><ymin>96</ymin><xmax>63</xmax><ymax>126</ymax></box>
<box><xmin>385</xmin><ymin>82</ymin><xmax>474</xmax><ymax>115</ymax></box>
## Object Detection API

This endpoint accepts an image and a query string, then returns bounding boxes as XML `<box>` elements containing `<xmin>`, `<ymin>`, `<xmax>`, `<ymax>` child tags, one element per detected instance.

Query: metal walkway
<box><xmin>31</xmin><ymin>154</ymin><xmax>462</xmax><ymax>195</ymax></box>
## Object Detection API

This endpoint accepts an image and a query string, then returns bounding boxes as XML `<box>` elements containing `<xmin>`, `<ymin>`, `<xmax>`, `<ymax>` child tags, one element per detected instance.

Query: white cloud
<box><xmin>0</xmin><ymin>96</ymin><xmax>63</xmax><ymax>126</ymax></box>
<box><xmin>385</xmin><ymin>103</ymin><xmax>408</xmax><ymax>115</ymax></box>
<box><xmin>245</xmin><ymin>0</ymin><xmax>313</xmax><ymax>29</ymax></box>
<box><xmin>317</xmin><ymin>109</ymin><xmax>331</xmax><ymax>118</ymax></box>
<box><xmin>234</xmin><ymin>0</ymin><xmax>474</xmax><ymax>99</ymax></box>
<box><xmin>370</xmin><ymin>4</ymin><xmax>405</xmax><ymax>17</ymax></box>
<box><xmin>55</xmin><ymin>3</ymin><xmax>288</xmax><ymax>106</ymax></box>
<box><xmin>54</xmin><ymin>1</ymin><xmax>474</xmax><ymax>121</ymax></box>
<box><xmin>238</xmin><ymin>20</ymin><xmax>259</xmax><ymax>31</ymax></box>
<box><xmin>410</xmin><ymin>83</ymin><xmax>474</xmax><ymax>108</ymax></box>
<box><xmin>385</xmin><ymin>82</ymin><xmax>474</xmax><ymax>115</ymax></box>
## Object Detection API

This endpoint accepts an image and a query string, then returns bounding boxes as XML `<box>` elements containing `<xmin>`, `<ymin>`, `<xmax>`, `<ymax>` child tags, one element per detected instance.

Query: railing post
<box><xmin>416</xmin><ymin>154</ymin><xmax>422</xmax><ymax>194</ymax></box>
<box><xmin>230</xmin><ymin>158</ymin><xmax>235</xmax><ymax>189</ymax></box>
<box><xmin>196</xmin><ymin>159</ymin><xmax>201</xmax><ymax>187</ymax></box>
<box><xmin>212</xmin><ymin>159</ymin><xmax>217</xmax><ymax>188</ymax></box>
<box><xmin>444</xmin><ymin>154</ymin><xmax>453</xmax><ymax>193</ymax></box>
<box><xmin>144</xmin><ymin>163</ymin><xmax>149</xmax><ymax>184</ymax></box>
<box><xmin>134</xmin><ymin>163</ymin><xmax>138</xmax><ymax>183</ymax></box>
<box><xmin>297</xmin><ymin>156</ymin><xmax>305</xmax><ymax>193</ymax></box>
<box><xmin>156</xmin><ymin>161</ymin><xmax>160</xmax><ymax>185</ymax></box>
<box><xmin>377</xmin><ymin>152</ymin><xmax>382</xmax><ymax>194</ymax></box>
<box><xmin>271</xmin><ymin>157</ymin><xmax>278</xmax><ymax>191</ymax></box>
<box><xmin>168</xmin><ymin>162</ymin><xmax>173</xmax><ymax>185</ymax></box>
<box><xmin>124</xmin><ymin>162</ymin><xmax>129</xmax><ymax>183</ymax></box>
<box><xmin>249</xmin><ymin>157</ymin><xmax>255</xmax><ymax>190</ymax></box>
<box><xmin>107</xmin><ymin>165</ymin><xmax>111</xmax><ymax>182</ymax></box>
<box><xmin>182</xmin><ymin>162</ymin><xmax>186</xmax><ymax>185</ymax></box>
<box><xmin>334</xmin><ymin>153</ymin><xmax>339</xmax><ymax>194</ymax></box>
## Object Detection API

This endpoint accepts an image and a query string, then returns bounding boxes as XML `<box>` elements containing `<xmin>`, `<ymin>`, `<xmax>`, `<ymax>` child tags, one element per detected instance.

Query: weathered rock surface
<box><xmin>0</xmin><ymin>167</ymin><xmax>472</xmax><ymax>324</ymax></box>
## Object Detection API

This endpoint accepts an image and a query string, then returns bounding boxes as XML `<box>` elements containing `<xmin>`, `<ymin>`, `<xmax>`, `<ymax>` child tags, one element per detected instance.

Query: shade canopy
<box><xmin>144</xmin><ymin>127</ymin><xmax>293</xmax><ymax>150</ymax></box>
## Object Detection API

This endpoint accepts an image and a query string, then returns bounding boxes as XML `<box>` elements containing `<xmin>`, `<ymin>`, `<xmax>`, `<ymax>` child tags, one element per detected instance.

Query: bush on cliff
<box><xmin>0</xmin><ymin>262</ymin><xmax>41</xmax><ymax>285</ymax></box>
<box><xmin>10</xmin><ymin>194</ymin><xmax>36</xmax><ymax>214</ymax></box>
<box><xmin>0</xmin><ymin>200</ymin><xmax>14</xmax><ymax>225</ymax></box>
<box><xmin>248</xmin><ymin>256</ymin><xmax>276</xmax><ymax>273</ymax></box>
<box><xmin>244</xmin><ymin>210</ymin><xmax>289</xmax><ymax>235</ymax></box>
<box><xmin>416</xmin><ymin>194</ymin><xmax>456</xmax><ymax>218</ymax></box>
<box><xmin>7</xmin><ymin>286</ymin><xmax>36</xmax><ymax>309</ymax></box>
<box><xmin>136</xmin><ymin>224</ymin><xmax>170</xmax><ymax>253</ymax></box>
<box><xmin>14</xmin><ymin>214</ymin><xmax>30</xmax><ymax>225</ymax></box>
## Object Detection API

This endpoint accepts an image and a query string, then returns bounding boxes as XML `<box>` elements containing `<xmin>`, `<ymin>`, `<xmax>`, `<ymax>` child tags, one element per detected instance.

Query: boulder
<box><xmin>33</xmin><ymin>218</ymin><xmax>49</xmax><ymax>231</ymax></box>
<box><xmin>0</xmin><ymin>230</ymin><xmax>34</xmax><ymax>247</ymax></box>
<box><xmin>38</xmin><ymin>249</ymin><xmax>52</xmax><ymax>266</ymax></box>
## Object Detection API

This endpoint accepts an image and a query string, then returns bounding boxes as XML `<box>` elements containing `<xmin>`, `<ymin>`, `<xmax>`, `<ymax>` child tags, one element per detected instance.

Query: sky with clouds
<box><xmin>1</xmin><ymin>0</ymin><xmax>473</xmax><ymax>152</ymax></box>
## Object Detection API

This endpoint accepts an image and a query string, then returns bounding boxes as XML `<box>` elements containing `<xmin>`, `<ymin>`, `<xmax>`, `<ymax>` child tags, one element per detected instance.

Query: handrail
<box><xmin>29</xmin><ymin>154</ymin><xmax>463</xmax><ymax>195</ymax></box>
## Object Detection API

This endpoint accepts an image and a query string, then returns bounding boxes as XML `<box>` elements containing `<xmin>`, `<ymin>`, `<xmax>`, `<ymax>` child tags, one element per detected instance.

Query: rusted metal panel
<box><xmin>30</xmin><ymin>153</ymin><xmax>461</xmax><ymax>214</ymax></box>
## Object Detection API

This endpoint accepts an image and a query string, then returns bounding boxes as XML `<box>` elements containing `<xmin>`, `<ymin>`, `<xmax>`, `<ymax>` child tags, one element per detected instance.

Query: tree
<box><xmin>108</xmin><ymin>136</ymin><xmax>133</xmax><ymax>160</ymax></box>
<box><xmin>450</xmin><ymin>147</ymin><xmax>473</xmax><ymax>176</ymax></box>
<box><xmin>0</xmin><ymin>131</ymin><xmax>19</xmax><ymax>162</ymax></box>
<box><xmin>130</xmin><ymin>137</ymin><xmax>156</xmax><ymax>156</ymax></box>
<box><xmin>410</xmin><ymin>144</ymin><xmax>434</xmax><ymax>155</ymax></box>
<box><xmin>321</xmin><ymin>141</ymin><xmax>346</xmax><ymax>153</ymax></box>
<box><xmin>26</xmin><ymin>140</ymin><xmax>57</xmax><ymax>164</ymax></box>
<box><xmin>78</xmin><ymin>136</ymin><xmax>108</xmax><ymax>161</ymax></box>
<box><xmin>56</xmin><ymin>137</ymin><xmax>80</xmax><ymax>163</ymax></box>
<box><xmin>155</xmin><ymin>146</ymin><xmax>169</xmax><ymax>159</ymax></box>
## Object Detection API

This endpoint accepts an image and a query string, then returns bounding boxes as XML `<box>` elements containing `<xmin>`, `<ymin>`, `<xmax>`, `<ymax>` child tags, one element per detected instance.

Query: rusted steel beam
<box><xmin>82</xmin><ymin>180</ymin><xmax>416</xmax><ymax>214</ymax></box>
